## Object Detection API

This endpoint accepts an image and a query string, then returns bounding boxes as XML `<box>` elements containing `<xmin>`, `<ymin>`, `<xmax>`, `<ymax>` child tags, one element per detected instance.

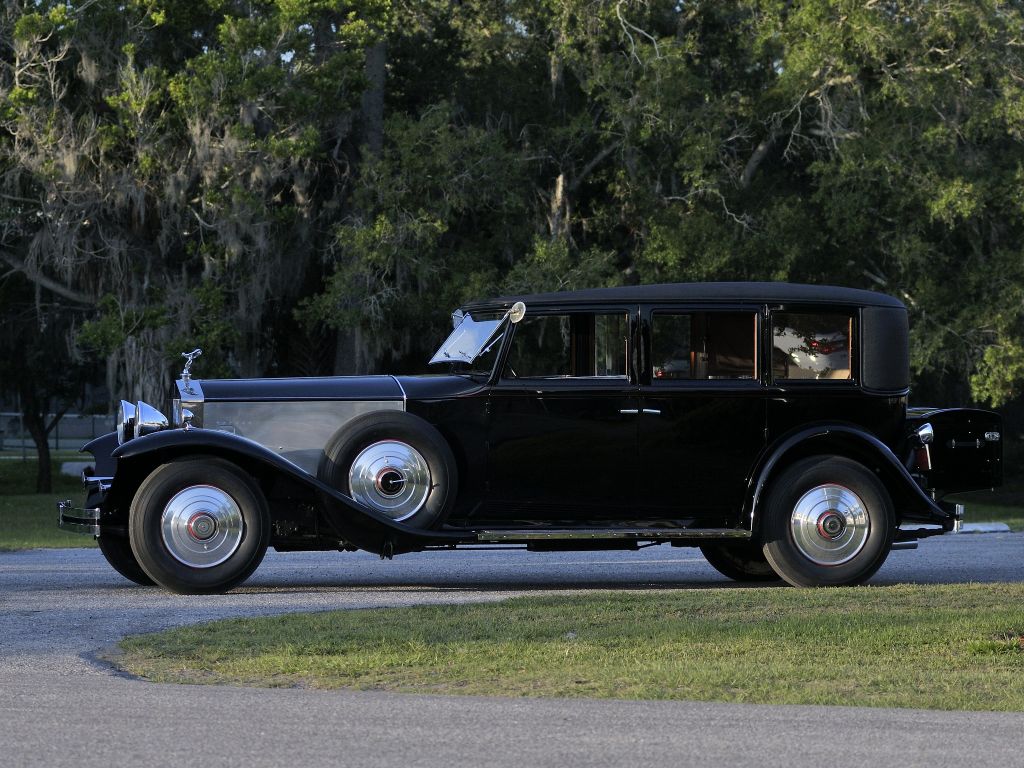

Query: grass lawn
<box><xmin>0</xmin><ymin>459</ymin><xmax>96</xmax><ymax>550</ymax></box>
<box><xmin>115</xmin><ymin>585</ymin><xmax>1024</xmax><ymax>710</ymax></box>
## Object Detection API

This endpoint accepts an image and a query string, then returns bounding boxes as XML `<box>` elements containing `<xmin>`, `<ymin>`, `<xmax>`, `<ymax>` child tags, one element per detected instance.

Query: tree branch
<box><xmin>0</xmin><ymin>251</ymin><xmax>96</xmax><ymax>304</ymax></box>
<box><xmin>570</xmin><ymin>141</ymin><xmax>621</xmax><ymax>192</ymax></box>
<box><xmin>740</xmin><ymin>130</ymin><xmax>777</xmax><ymax>189</ymax></box>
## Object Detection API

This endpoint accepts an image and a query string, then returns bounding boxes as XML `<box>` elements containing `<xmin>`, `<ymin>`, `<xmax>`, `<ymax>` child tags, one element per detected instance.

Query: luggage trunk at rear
<box><xmin>906</xmin><ymin>407</ymin><xmax>1002</xmax><ymax>494</ymax></box>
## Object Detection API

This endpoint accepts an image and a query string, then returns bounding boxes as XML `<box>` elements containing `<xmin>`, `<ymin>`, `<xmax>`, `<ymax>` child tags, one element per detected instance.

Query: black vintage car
<box><xmin>60</xmin><ymin>283</ymin><xmax>1003</xmax><ymax>593</ymax></box>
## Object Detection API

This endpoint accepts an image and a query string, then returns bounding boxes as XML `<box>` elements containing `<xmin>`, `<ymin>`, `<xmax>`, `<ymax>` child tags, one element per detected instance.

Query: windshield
<box><xmin>429</xmin><ymin>312</ymin><xmax>506</xmax><ymax>366</ymax></box>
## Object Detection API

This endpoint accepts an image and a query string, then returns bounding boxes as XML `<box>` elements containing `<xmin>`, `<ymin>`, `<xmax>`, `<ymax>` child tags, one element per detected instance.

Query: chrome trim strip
<box><xmin>390</xmin><ymin>375</ymin><xmax>408</xmax><ymax>411</ymax></box>
<box><xmin>477</xmin><ymin>528</ymin><xmax>752</xmax><ymax>542</ymax></box>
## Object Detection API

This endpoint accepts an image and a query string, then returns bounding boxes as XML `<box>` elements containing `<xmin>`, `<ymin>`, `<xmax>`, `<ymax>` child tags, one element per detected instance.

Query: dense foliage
<box><xmin>2</xmin><ymin>0</ymin><xmax>1024</xmax><ymax>413</ymax></box>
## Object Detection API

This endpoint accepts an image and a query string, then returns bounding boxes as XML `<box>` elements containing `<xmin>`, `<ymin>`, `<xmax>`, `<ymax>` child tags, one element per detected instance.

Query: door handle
<box><xmin>642</xmin><ymin>408</ymin><xmax>661</xmax><ymax>415</ymax></box>
<box><xmin>619</xmin><ymin>408</ymin><xmax>639</xmax><ymax>415</ymax></box>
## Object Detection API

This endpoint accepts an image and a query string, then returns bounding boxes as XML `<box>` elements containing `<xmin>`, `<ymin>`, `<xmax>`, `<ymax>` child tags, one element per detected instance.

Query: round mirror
<box><xmin>509</xmin><ymin>301</ymin><xmax>526</xmax><ymax>324</ymax></box>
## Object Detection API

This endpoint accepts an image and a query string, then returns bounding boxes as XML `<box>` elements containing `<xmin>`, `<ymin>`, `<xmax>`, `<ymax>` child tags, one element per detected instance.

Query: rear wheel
<box><xmin>97</xmin><ymin>534</ymin><xmax>154</xmax><ymax>586</ymax></box>
<box><xmin>699</xmin><ymin>542</ymin><xmax>780</xmax><ymax>582</ymax></box>
<box><xmin>762</xmin><ymin>456</ymin><xmax>895</xmax><ymax>587</ymax></box>
<box><xmin>129</xmin><ymin>458</ymin><xmax>270</xmax><ymax>594</ymax></box>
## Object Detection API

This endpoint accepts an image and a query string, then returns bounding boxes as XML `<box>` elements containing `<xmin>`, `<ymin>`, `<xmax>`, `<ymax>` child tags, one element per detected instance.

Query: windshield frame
<box><xmin>428</xmin><ymin>311</ymin><xmax>508</xmax><ymax>368</ymax></box>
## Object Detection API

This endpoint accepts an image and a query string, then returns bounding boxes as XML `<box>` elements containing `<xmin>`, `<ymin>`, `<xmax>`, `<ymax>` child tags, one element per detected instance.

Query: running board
<box><xmin>477</xmin><ymin>528</ymin><xmax>752</xmax><ymax>543</ymax></box>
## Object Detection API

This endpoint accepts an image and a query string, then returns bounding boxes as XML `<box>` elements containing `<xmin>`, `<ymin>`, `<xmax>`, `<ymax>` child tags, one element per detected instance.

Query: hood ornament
<box><xmin>181</xmin><ymin>348</ymin><xmax>202</xmax><ymax>395</ymax></box>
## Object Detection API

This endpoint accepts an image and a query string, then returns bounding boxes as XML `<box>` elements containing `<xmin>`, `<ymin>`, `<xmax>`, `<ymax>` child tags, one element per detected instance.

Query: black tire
<box><xmin>129</xmin><ymin>458</ymin><xmax>270</xmax><ymax>594</ymax></box>
<box><xmin>762</xmin><ymin>455</ymin><xmax>895</xmax><ymax>588</ymax></box>
<box><xmin>97</xmin><ymin>534</ymin><xmax>155</xmax><ymax>586</ymax></box>
<box><xmin>319</xmin><ymin>411</ymin><xmax>458</xmax><ymax>529</ymax></box>
<box><xmin>700</xmin><ymin>542</ymin><xmax>781</xmax><ymax>582</ymax></box>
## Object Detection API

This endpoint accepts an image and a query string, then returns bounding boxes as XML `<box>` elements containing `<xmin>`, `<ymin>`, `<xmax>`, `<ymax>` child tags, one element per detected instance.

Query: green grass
<box><xmin>115</xmin><ymin>585</ymin><xmax>1024</xmax><ymax>710</ymax></box>
<box><xmin>0</xmin><ymin>459</ymin><xmax>96</xmax><ymax>550</ymax></box>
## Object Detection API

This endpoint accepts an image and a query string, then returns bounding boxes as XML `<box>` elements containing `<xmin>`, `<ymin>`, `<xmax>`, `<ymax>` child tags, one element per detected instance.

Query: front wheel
<box><xmin>97</xmin><ymin>534</ymin><xmax>155</xmax><ymax>586</ymax></box>
<box><xmin>761</xmin><ymin>456</ymin><xmax>894</xmax><ymax>588</ymax></box>
<box><xmin>129</xmin><ymin>458</ymin><xmax>270</xmax><ymax>594</ymax></box>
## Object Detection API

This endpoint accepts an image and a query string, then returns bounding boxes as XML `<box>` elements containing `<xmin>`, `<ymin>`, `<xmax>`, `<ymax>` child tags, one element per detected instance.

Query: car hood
<box><xmin>191</xmin><ymin>374</ymin><xmax>483</xmax><ymax>403</ymax></box>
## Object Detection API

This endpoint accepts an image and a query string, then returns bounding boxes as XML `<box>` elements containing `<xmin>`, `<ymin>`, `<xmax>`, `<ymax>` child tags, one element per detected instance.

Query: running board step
<box><xmin>477</xmin><ymin>528</ymin><xmax>752</xmax><ymax>543</ymax></box>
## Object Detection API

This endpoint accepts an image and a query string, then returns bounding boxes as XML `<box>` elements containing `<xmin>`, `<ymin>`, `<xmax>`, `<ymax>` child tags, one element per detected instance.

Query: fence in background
<box><xmin>0</xmin><ymin>413</ymin><xmax>115</xmax><ymax>455</ymax></box>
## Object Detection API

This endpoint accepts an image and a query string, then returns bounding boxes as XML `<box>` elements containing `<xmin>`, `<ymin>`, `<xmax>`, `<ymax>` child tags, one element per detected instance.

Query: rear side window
<box><xmin>504</xmin><ymin>313</ymin><xmax>629</xmax><ymax>379</ymax></box>
<box><xmin>771</xmin><ymin>312</ymin><xmax>853</xmax><ymax>381</ymax></box>
<box><xmin>651</xmin><ymin>312</ymin><xmax>757</xmax><ymax>380</ymax></box>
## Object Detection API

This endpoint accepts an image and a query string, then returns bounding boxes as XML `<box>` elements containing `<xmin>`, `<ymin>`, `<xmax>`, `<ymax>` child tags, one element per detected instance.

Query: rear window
<box><xmin>771</xmin><ymin>313</ymin><xmax>853</xmax><ymax>381</ymax></box>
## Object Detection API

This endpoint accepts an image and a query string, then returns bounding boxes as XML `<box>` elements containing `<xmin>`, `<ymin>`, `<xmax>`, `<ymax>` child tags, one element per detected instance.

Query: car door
<box><xmin>482</xmin><ymin>307</ymin><xmax>640</xmax><ymax>523</ymax></box>
<box><xmin>636</xmin><ymin>305</ymin><xmax>767</xmax><ymax>527</ymax></box>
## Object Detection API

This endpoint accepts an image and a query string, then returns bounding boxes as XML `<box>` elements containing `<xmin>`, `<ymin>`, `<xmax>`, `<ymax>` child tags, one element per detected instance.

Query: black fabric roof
<box><xmin>464</xmin><ymin>282</ymin><xmax>905</xmax><ymax>311</ymax></box>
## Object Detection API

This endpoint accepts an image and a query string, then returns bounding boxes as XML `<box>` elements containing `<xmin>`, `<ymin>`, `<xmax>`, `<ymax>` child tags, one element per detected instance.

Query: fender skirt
<box><xmin>111</xmin><ymin>429</ymin><xmax>469</xmax><ymax>554</ymax></box>
<box><xmin>746</xmin><ymin>424</ymin><xmax>952</xmax><ymax>532</ymax></box>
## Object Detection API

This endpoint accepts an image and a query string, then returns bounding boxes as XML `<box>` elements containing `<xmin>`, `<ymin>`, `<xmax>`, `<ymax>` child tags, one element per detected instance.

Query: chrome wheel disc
<box><xmin>790</xmin><ymin>483</ymin><xmax>870</xmax><ymax>566</ymax></box>
<box><xmin>349</xmin><ymin>440</ymin><xmax>431</xmax><ymax>521</ymax></box>
<box><xmin>161</xmin><ymin>485</ymin><xmax>244</xmax><ymax>568</ymax></box>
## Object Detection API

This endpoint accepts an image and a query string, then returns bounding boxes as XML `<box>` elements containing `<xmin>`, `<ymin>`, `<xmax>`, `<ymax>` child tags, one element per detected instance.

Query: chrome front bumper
<box><xmin>57</xmin><ymin>500</ymin><xmax>100</xmax><ymax>535</ymax></box>
<box><xmin>57</xmin><ymin>472</ymin><xmax>111</xmax><ymax>536</ymax></box>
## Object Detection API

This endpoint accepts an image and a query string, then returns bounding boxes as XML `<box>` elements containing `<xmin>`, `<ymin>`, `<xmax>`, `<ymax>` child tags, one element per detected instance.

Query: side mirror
<box><xmin>509</xmin><ymin>301</ymin><xmax>526</xmax><ymax>324</ymax></box>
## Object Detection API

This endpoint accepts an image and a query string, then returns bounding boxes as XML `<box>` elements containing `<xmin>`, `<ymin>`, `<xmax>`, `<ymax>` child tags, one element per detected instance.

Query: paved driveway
<box><xmin>1</xmin><ymin>534</ymin><xmax>1022</xmax><ymax>767</ymax></box>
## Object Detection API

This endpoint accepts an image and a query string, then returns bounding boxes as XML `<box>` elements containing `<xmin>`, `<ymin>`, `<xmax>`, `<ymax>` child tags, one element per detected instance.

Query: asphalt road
<box><xmin>1</xmin><ymin>533</ymin><xmax>1023</xmax><ymax>767</ymax></box>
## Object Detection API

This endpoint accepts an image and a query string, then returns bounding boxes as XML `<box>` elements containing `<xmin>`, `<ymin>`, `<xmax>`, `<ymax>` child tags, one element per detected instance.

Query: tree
<box><xmin>2</xmin><ymin>0</ymin><xmax>1022</xmax><ymax>415</ymax></box>
<box><xmin>0</xmin><ymin>274</ymin><xmax>91</xmax><ymax>491</ymax></box>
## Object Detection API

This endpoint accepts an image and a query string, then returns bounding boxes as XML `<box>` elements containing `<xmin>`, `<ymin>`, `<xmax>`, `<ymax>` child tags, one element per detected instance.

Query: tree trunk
<box><xmin>23</xmin><ymin>412</ymin><xmax>52</xmax><ymax>493</ymax></box>
<box><xmin>333</xmin><ymin>326</ymin><xmax>366</xmax><ymax>375</ymax></box>
<box><xmin>332</xmin><ymin>40</ymin><xmax>386</xmax><ymax>377</ymax></box>
<box><xmin>360</xmin><ymin>42</ymin><xmax>387</xmax><ymax>158</ymax></box>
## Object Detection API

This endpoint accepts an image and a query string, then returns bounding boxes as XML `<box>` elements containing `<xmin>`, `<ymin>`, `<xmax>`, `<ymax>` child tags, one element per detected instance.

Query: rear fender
<box><xmin>745</xmin><ymin>425</ymin><xmax>950</xmax><ymax>533</ymax></box>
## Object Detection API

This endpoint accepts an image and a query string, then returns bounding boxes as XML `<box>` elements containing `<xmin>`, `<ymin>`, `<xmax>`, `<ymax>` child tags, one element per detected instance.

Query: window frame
<box><xmin>641</xmin><ymin>304</ymin><xmax>765</xmax><ymax>388</ymax></box>
<box><xmin>491</xmin><ymin>306</ymin><xmax>638</xmax><ymax>387</ymax></box>
<box><xmin>767</xmin><ymin>306</ymin><xmax>860</xmax><ymax>387</ymax></box>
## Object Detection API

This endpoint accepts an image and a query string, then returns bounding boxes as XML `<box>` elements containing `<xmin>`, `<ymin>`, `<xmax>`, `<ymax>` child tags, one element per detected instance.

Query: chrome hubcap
<box><xmin>349</xmin><ymin>440</ymin><xmax>431</xmax><ymax>521</ymax></box>
<box><xmin>161</xmin><ymin>485</ymin><xmax>244</xmax><ymax>568</ymax></box>
<box><xmin>790</xmin><ymin>483</ymin><xmax>869</xmax><ymax>566</ymax></box>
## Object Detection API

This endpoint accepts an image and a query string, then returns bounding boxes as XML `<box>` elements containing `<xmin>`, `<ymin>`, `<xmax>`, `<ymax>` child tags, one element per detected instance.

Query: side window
<box><xmin>772</xmin><ymin>312</ymin><xmax>853</xmax><ymax>381</ymax></box>
<box><xmin>503</xmin><ymin>313</ymin><xmax>628</xmax><ymax>379</ymax></box>
<box><xmin>652</xmin><ymin>312</ymin><xmax>756</xmax><ymax>380</ymax></box>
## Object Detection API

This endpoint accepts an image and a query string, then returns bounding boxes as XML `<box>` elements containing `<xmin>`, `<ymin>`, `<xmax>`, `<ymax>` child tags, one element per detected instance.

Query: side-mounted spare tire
<box><xmin>318</xmin><ymin>411</ymin><xmax>458</xmax><ymax>531</ymax></box>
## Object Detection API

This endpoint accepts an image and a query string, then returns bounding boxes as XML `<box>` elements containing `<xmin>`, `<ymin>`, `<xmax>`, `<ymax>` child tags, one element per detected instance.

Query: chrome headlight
<box><xmin>116</xmin><ymin>400</ymin><xmax>137</xmax><ymax>445</ymax></box>
<box><xmin>134</xmin><ymin>401</ymin><xmax>169</xmax><ymax>439</ymax></box>
<box><xmin>117</xmin><ymin>399</ymin><xmax>169</xmax><ymax>444</ymax></box>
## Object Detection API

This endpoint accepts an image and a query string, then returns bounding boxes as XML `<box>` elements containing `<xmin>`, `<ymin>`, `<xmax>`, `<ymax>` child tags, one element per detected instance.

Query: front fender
<box><xmin>111</xmin><ymin>428</ymin><xmax>465</xmax><ymax>547</ymax></box>
<box><xmin>745</xmin><ymin>424</ymin><xmax>949</xmax><ymax>532</ymax></box>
